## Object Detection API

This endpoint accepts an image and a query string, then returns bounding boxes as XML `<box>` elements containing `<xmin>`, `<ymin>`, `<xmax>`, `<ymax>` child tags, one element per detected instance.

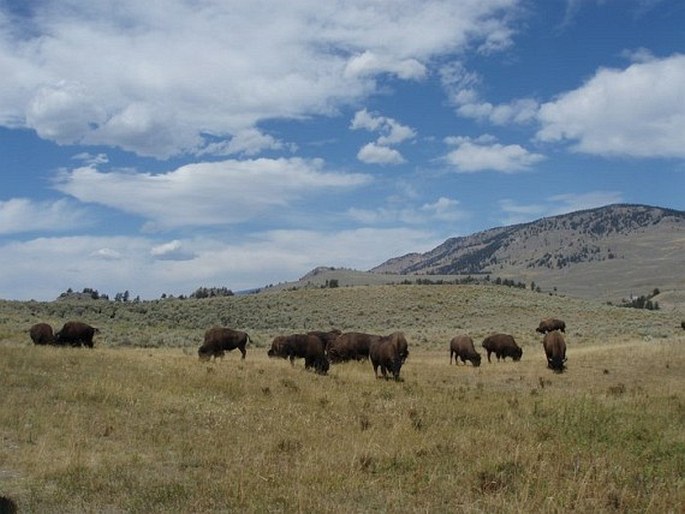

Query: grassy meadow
<box><xmin>1</xmin><ymin>284</ymin><xmax>684</xmax><ymax>512</ymax></box>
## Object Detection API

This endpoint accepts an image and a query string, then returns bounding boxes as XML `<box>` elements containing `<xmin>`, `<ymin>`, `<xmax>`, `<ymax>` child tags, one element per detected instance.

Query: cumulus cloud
<box><xmin>351</xmin><ymin>109</ymin><xmax>416</xmax><ymax>164</ymax></box>
<box><xmin>0</xmin><ymin>198</ymin><xmax>91</xmax><ymax>235</ymax></box>
<box><xmin>536</xmin><ymin>54</ymin><xmax>685</xmax><ymax>158</ymax></box>
<box><xmin>54</xmin><ymin>158</ymin><xmax>371</xmax><ymax>229</ymax></box>
<box><xmin>0</xmin><ymin>0</ymin><xmax>522</xmax><ymax>158</ymax></box>
<box><xmin>150</xmin><ymin>240</ymin><xmax>196</xmax><ymax>261</ymax></box>
<box><xmin>357</xmin><ymin>143</ymin><xmax>406</xmax><ymax>165</ymax></box>
<box><xmin>444</xmin><ymin>136</ymin><xmax>545</xmax><ymax>172</ymax></box>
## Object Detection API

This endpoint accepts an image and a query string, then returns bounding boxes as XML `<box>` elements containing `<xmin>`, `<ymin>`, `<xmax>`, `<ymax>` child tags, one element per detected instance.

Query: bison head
<box><xmin>513</xmin><ymin>347</ymin><xmax>523</xmax><ymax>361</ymax></box>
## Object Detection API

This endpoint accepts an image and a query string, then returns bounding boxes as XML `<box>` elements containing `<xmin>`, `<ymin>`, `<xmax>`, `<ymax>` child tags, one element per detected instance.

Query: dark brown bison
<box><xmin>0</xmin><ymin>495</ymin><xmax>17</xmax><ymax>514</ymax></box>
<box><xmin>307</xmin><ymin>329</ymin><xmax>342</xmax><ymax>351</ymax></box>
<box><xmin>29</xmin><ymin>323</ymin><xmax>55</xmax><ymax>345</ymax></box>
<box><xmin>481</xmin><ymin>333</ymin><xmax>522</xmax><ymax>363</ymax></box>
<box><xmin>267</xmin><ymin>333</ymin><xmax>329</xmax><ymax>374</ymax></box>
<box><xmin>198</xmin><ymin>327</ymin><xmax>251</xmax><ymax>360</ymax></box>
<box><xmin>369</xmin><ymin>332</ymin><xmax>406</xmax><ymax>381</ymax></box>
<box><xmin>449</xmin><ymin>335</ymin><xmax>481</xmax><ymax>367</ymax></box>
<box><xmin>54</xmin><ymin>321</ymin><xmax>99</xmax><ymax>348</ymax></box>
<box><xmin>542</xmin><ymin>331</ymin><xmax>567</xmax><ymax>372</ymax></box>
<box><xmin>327</xmin><ymin>331</ymin><xmax>381</xmax><ymax>363</ymax></box>
<box><xmin>536</xmin><ymin>318</ymin><xmax>566</xmax><ymax>334</ymax></box>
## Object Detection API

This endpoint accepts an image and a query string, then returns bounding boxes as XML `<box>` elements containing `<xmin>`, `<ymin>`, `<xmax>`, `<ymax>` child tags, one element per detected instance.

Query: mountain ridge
<box><xmin>275</xmin><ymin>204</ymin><xmax>684</xmax><ymax>308</ymax></box>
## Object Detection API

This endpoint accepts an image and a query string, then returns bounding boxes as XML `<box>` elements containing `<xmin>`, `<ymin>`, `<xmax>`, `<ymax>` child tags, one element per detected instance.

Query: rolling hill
<box><xmin>277</xmin><ymin>204</ymin><xmax>685</xmax><ymax>308</ymax></box>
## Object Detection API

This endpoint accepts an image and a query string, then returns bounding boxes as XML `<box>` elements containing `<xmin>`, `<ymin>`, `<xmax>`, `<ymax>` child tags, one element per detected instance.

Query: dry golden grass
<box><xmin>0</xmin><ymin>285</ymin><xmax>684</xmax><ymax>512</ymax></box>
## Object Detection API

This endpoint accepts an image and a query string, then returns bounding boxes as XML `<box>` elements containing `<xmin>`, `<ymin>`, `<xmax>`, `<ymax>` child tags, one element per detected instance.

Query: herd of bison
<box><xmin>28</xmin><ymin>317</ymin><xmax>570</xmax><ymax>379</ymax></box>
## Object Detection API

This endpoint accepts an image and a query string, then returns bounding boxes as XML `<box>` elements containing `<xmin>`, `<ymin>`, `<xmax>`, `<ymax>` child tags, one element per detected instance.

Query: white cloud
<box><xmin>54</xmin><ymin>158</ymin><xmax>371</xmax><ymax>229</ymax></box>
<box><xmin>0</xmin><ymin>0</ymin><xmax>522</xmax><ymax>158</ymax></box>
<box><xmin>0</xmin><ymin>198</ymin><xmax>91</xmax><ymax>235</ymax></box>
<box><xmin>150</xmin><ymin>240</ymin><xmax>196</xmax><ymax>261</ymax></box>
<box><xmin>344</xmin><ymin>51</ymin><xmax>426</xmax><ymax>80</ymax></box>
<box><xmin>357</xmin><ymin>143</ymin><xmax>406</xmax><ymax>165</ymax></box>
<box><xmin>441</xmin><ymin>61</ymin><xmax>539</xmax><ymax>125</ymax></box>
<box><xmin>498</xmin><ymin>191</ymin><xmax>624</xmax><ymax>225</ymax></box>
<box><xmin>536</xmin><ymin>54</ymin><xmax>685</xmax><ymax>158</ymax></box>
<box><xmin>351</xmin><ymin>109</ymin><xmax>415</xmax><ymax>164</ymax></box>
<box><xmin>348</xmin><ymin>197</ymin><xmax>465</xmax><ymax>225</ymax></box>
<box><xmin>0</xmin><ymin>228</ymin><xmax>443</xmax><ymax>300</ymax></box>
<box><xmin>444</xmin><ymin>136</ymin><xmax>544</xmax><ymax>172</ymax></box>
<box><xmin>199</xmin><ymin>128</ymin><xmax>294</xmax><ymax>157</ymax></box>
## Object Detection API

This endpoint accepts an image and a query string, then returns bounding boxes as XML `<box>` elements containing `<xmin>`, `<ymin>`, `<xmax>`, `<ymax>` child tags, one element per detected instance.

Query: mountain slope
<box><xmin>370</xmin><ymin>204</ymin><xmax>685</xmax><ymax>304</ymax></box>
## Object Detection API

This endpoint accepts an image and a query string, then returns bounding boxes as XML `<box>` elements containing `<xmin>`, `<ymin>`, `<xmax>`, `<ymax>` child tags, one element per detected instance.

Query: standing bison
<box><xmin>327</xmin><ymin>332</ymin><xmax>381</xmax><ymax>363</ymax></box>
<box><xmin>542</xmin><ymin>331</ymin><xmax>567</xmax><ymax>372</ymax></box>
<box><xmin>29</xmin><ymin>323</ymin><xmax>55</xmax><ymax>345</ymax></box>
<box><xmin>267</xmin><ymin>333</ymin><xmax>329</xmax><ymax>374</ymax></box>
<box><xmin>198</xmin><ymin>327</ymin><xmax>251</xmax><ymax>360</ymax></box>
<box><xmin>449</xmin><ymin>335</ymin><xmax>481</xmax><ymax>367</ymax></box>
<box><xmin>481</xmin><ymin>333</ymin><xmax>522</xmax><ymax>363</ymax></box>
<box><xmin>536</xmin><ymin>318</ymin><xmax>566</xmax><ymax>334</ymax></box>
<box><xmin>54</xmin><ymin>321</ymin><xmax>99</xmax><ymax>348</ymax></box>
<box><xmin>369</xmin><ymin>332</ymin><xmax>407</xmax><ymax>381</ymax></box>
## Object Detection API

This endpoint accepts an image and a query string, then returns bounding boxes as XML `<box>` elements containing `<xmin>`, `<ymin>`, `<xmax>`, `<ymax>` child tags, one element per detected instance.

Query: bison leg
<box><xmin>486</xmin><ymin>350</ymin><xmax>492</xmax><ymax>363</ymax></box>
<box><xmin>450</xmin><ymin>350</ymin><xmax>454</xmax><ymax>364</ymax></box>
<box><xmin>239</xmin><ymin>345</ymin><xmax>246</xmax><ymax>359</ymax></box>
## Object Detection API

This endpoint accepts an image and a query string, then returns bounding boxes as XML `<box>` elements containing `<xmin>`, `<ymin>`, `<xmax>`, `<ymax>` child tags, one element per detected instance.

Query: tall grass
<box><xmin>1</xmin><ymin>285</ymin><xmax>683</xmax><ymax>512</ymax></box>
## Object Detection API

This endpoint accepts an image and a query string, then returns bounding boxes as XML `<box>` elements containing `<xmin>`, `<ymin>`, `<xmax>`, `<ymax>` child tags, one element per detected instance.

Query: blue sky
<box><xmin>1</xmin><ymin>0</ymin><xmax>684</xmax><ymax>300</ymax></box>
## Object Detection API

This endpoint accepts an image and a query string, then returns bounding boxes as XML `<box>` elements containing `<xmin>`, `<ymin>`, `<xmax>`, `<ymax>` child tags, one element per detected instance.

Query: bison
<box><xmin>54</xmin><ymin>321</ymin><xmax>99</xmax><ymax>348</ymax></box>
<box><xmin>327</xmin><ymin>331</ymin><xmax>381</xmax><ymax>363</ymax></box>
<box><xmin>481</xmin><ymin>333</ymin><xmax>522</xmax><ymax>363</ymax></box>
<box><xmin>29</xmin><ymin>323</ymin><xmax>55</xmax><ymax>345</ymax></box>
<box><xmin>536</xmin><ymin>318</ymin><xmax>566</xmax><ymax>334</ymax></box>
<box><xmin>307</xmin><ymin>329</ymin><xmax>342</xmax><ymax>352</ymax></box>
<box><xmin>267</xmin><ymin>333</ymin><xmax>329</xmax><ymax>374</ymax></box>
<box><xmin>198</xmin><ymin>327</ymin><xmax>251</xmax><ymax>360</ymax></box>
<box><xmin>542</xmin><ymin>331</ymin><xmax>567</xmax><ymax>372</ymax></box>
<box><xmin>449</xmin><ymin>335</ymin><xmax>481</xmax><ymax>367</ymax></box>
<box><xmin>369</xmin><ymin>332</ymin><xmax>407</xmax><ymax>381</ymax></box>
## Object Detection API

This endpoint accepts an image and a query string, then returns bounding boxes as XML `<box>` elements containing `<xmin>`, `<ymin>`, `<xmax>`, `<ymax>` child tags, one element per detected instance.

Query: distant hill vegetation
<box><xmin>276</xmin><ymin>204</ymin><xmax>685</xmax><ymax>307</ymax></box>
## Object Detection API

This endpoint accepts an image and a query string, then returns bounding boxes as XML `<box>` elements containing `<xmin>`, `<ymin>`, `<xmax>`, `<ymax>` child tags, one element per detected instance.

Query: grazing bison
<box><xmin>267</xmin><ymin>333</ymin><xmax>329</xmax><ymax>374</ymax></box>
<box><xmin>29</xmin><ymin>323</ymin><xmax>55</xmax><ymax>345</ymax></box>
<box><xmin>198</xmin><ymin>327</ymin><xmax>251</xmax><ymax>360</ymax></box>
<box><xmin>536</xmin><ymin>318</ymin><xmax>566</xmax><ymax>334</ymax></box>
<box><xmin>481</xmin><ymin>333</ymin><xmax>522</xmax><ymax>363</ymax></box>
<box><xmin>449</xmin><ymin>335</ymin><xmax>481</xmax><ymax>367</ymax></box>
<box><xmin>542</xmin><ymin>331</ymin><xmax>567</xmax><ymax>372</ymax></box>
<box><xmin>327</xmin><ymin>332</ymin><xmax>381</xmax><ymax>363</ymax></box>
<box><xmin>54</xmin><ymin>321</ymin><xmax>99</xmax><ymax>348</ymax></box>
<box><xmin>369</xmin><ymin>332</ymin><xmax>406</xmax><ymax>381</ymax></box>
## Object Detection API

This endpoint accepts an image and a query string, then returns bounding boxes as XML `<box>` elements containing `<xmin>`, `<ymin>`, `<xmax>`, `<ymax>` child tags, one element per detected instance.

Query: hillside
<box><xmin>369</xmin><ymin>204</ymin><xmax>685</xmax><ymax>305</ymax></box>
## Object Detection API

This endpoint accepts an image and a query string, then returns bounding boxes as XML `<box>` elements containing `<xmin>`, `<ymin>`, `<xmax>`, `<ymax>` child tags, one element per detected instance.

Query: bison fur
<box><xmin>54</xmin><ymin>321</ymin><xmax>99</xmax><ymax>348</ymax></box>
<box><xmin>449</xmin><ymin>335</ymin><xmax>481</xmax><ymax>367</ymax></box>
<box><xmin>368</xmin><ymin>332</ymin><xmax>407</xmax><ymax>381</ymax></box>
<box><xmin>536</xmin><ymin>318</ymin><xmax>566</xmax><ymax>334</ymax></box>
<box><xmin>481</xmin><ymin>333</ymin><xmax>522</xmax><ymax>363</ymax></box>
<box><xmin>198</xmin><ymin>327</ymin><xmax>251</xmax><ymax>360</ymax></box>
<box><xmin>29</xmin><ymin>323</ymin><xmax>55</xmax><ymax>345</ymax></box>
<box><xmin>542</xmin><ymin>331</ymin><xmax>567</xmax><ymax>372</ymax></box>
<box><xmin>267</xmin><ymin>333</ymin><xmax>329</xmax><ymax>375</ymax></box>
<box><xmin>327</xmin><ymin>331</ymin><xmax>381</xmax><ymax>363</ymax></box>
